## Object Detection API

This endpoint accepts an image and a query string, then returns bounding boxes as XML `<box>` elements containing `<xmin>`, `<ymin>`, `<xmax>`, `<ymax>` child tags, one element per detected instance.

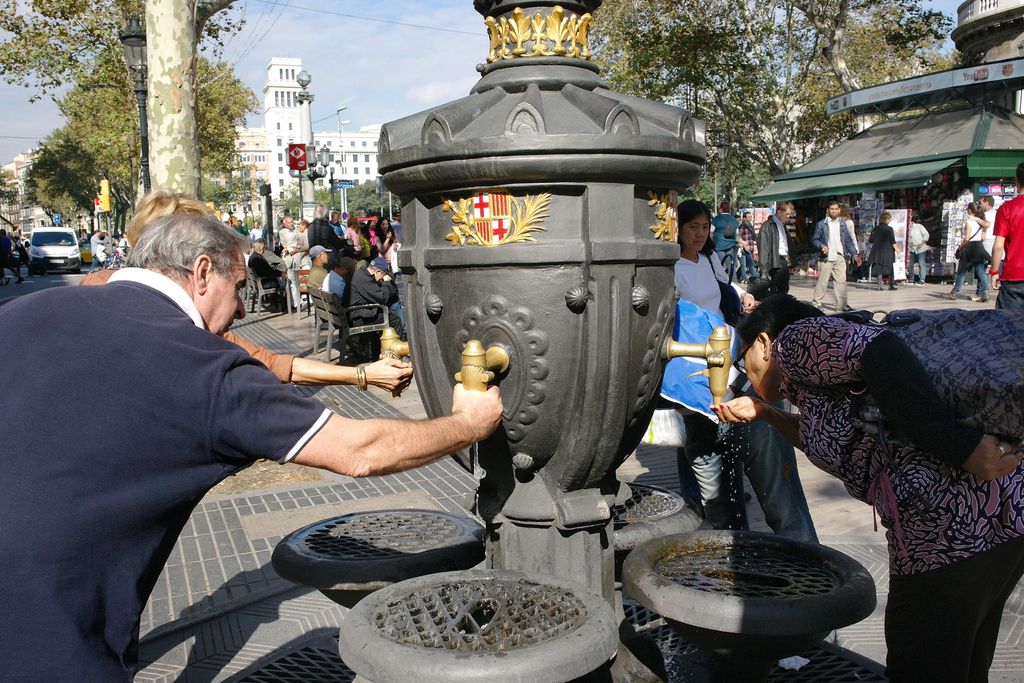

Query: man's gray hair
<box><xmin>314</xmin><ymin>204</ymin><xmax>327</xmax><ymax>220</ymax></box>
<box><xmin>127</xmin><ymin>213</ymin><xmax>248</xmax><ymax>279</ymax></box>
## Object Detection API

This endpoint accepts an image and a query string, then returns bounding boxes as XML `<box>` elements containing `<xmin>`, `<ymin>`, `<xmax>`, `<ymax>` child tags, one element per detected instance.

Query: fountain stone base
<box><xmin>622</xmin><ymin>531</ymin><xmax>877</xmax><ymax>682</ymax></box>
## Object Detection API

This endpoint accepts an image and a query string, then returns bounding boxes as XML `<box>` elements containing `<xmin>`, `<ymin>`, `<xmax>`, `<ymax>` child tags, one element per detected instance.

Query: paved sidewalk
<box><xmin>135</xmin><ymin>277</ymin><xmax>1023</xmax><ymax>681</ymax></box>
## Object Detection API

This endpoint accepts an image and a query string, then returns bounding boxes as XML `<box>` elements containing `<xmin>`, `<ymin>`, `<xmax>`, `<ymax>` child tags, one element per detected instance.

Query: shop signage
<box><xmin>827</xmin><ymin>58</ymin><xmax>1024</xmax><ymax>115</ymax></box>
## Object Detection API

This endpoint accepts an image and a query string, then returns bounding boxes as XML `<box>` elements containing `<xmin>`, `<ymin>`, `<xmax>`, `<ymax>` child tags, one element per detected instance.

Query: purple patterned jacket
<box><xmin>776</xmin><ymin>316</ymin><xmax>1024</xmax><ymax>576</ymax></box>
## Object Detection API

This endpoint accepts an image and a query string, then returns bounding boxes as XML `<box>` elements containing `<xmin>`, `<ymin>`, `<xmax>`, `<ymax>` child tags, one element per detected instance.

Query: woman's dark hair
<box><xmin>736</xmin><ymin>294</ymin><xmax>822</xmax><ymax>347</ymax></box>
<box><xmin>676</xmin><ymin>199</ymin><xmax>714</xmax><ymax>257</ymax></box>
<box><xmin>371</xmin><ymin>218</ymin><xmax>387</xmax><ymax>244</ymax></box>
<box><xmin>745</xmin><ymin>277</ymin><xmax>775</xmax><ymax>302</ymax></box>
<box><xmin>966</xmin><ymin>202</ymin><xmax>981</xmax><ymax>218</ymax></box>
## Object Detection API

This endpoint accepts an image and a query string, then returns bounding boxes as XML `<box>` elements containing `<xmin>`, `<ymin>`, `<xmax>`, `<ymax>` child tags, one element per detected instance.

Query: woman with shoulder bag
<box><xmin>714</xmin><ymin>295</ymin><xmax>1024</xmax><ymax>681</ymax></box>
<box><xmin>670</xmin><ymin>200</ymin><xmax>816</xmax><ymax>541</ymax></box>
<box><xmin>867</xmin><ymin>213</ymin><xmax>898</xmax><ymax>291</ymax></box>
<box><xmin>949</xmin><ymin>202</ymin><xmax>991</xmax><ymax>302</ymax></box>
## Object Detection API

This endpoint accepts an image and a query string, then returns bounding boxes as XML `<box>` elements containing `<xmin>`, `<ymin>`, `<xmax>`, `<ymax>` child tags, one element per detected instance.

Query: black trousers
<box><xmin>885</xmin><ymin>535</ymin><xmax>1024</xmax><ymax>682</ymax></box>
<box><xmin>768</xmin><ymin>263</ymin><xmax>790</xmax><ymax>294</ymax></box>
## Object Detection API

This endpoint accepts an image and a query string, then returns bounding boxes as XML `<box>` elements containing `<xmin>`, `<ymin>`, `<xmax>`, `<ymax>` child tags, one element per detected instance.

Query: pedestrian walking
<box><xmin>736</xmin><ymin>211</ymin><xmax>756</xmax><ymax>283</ymax></box>
<box><xmin>990</xmin><ymin>162</ymin><xmax>1024</xmax><ymax>309</ymax></box>
<box><xmin>0</xmin><ymin>228</ymin><xmax>23</xmax><ymax>284</ymax></box>
<box><xmin>907</xmin><ymin>210</ymin><xmax>930</xmax><ymax>286</ymax></box>
<box><xmin>811</xmin><ymin>200</ymin><xmax>860</xmax><ymax>311</ymax></box>
<box><xmin>757</xmin><ymin>201</ymin><xmax>795</xmax><ymax>294</ymax></box>
<box><xmin>948</xmin><ymin>203</ymin><xmax>990</xmax><ymax>302</ymax></box>
<box><xmin>711</xmin><ymin>201</ymin><xmax>739</xmax><ymax>283</ymax></box>
<box><xmin>867</xmin><ymin>213</ymin><xmax>897</xmax><ymax>291</ymax></box>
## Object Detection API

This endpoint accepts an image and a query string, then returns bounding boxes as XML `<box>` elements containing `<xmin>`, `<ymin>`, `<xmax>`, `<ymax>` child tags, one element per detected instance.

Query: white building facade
<box><xmin>256</xmin><ymin>57</ymin><xmax>382</xmax><ymax>200</ymax></box>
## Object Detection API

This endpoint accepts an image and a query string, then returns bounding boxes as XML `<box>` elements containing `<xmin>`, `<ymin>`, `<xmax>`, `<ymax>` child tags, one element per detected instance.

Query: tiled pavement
<box><xmin>135</xmin><ymin>278</ymin><xmax>1024</xmax><ymax>681</ymax></box>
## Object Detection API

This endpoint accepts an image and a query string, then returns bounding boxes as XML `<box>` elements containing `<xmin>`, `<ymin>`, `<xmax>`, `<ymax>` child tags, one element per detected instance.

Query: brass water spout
<box><xmin>664</xmin><ymin>326</ymin><xmax>731</xmax><ymax>406</ymax></box>
<box><xmin>379</xmin><ymin>327</ymin><xmax>410</xmax><ymax>360</ymax></box>
<box><xmin>455</xmin><ymin>340</ymin><xmax>510</xmax><ymax>391</ymax></box>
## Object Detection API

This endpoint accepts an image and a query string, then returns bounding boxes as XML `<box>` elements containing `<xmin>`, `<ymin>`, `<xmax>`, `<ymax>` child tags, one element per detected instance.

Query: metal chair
<box><xmin>246</xmin><ymin>268</ymin><xmax>284</xmax><ymax>314</ymax></box>
<box><xmin>309</xmin><ymin>287</ymin><xmax>389</xmax><ymax>363</ymax></box>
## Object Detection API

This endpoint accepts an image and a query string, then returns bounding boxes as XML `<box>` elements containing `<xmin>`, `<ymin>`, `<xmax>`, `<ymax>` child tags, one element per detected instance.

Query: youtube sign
<box><xmin>287</xmin><ymin>143</ymin><xmax>308</xmax><ymax>171</ymax></box>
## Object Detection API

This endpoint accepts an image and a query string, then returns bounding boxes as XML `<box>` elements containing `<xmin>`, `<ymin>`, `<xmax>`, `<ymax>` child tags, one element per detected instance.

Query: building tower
<box><xmin>263</xmin><ymin>57</ymin><xmax>304</xmax><ymax>194</ymax></box>
<box><xmin>952</xmin><ymin>0</ymin><xmax>1024</xmax><ymax>112</ymax></box>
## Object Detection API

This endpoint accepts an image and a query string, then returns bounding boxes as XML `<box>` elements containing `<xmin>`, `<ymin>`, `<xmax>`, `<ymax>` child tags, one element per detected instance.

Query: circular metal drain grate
<box><xmin>302</xmin><ymin>511</ymin><xmax>463</xmax><ymax>559</ymax></box>
<box><xmin>654</xmin><ymin>543</ymin><xmax>841</xmax><ymax>599</ymax></box>
<box><xmin>612</xmin><ymin>483</ymin><xmax>685</xmax><ymax>529</ymax></box>
<box><xmin>373</xmin><ymin>577</ymin><xmax>588</xmax><ymax>652</ymax></box>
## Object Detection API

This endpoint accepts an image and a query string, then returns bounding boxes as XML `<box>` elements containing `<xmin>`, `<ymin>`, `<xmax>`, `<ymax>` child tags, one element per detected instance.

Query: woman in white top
<box><xmin>672</xmin><ymin>200</ymin><xmax>750</xmax><ymax>530</ymax></box>
<box><xmin>949</xmin><ymin>202</ymin><xmax>991</xmax><ymax>302</ymax></box>
<box><xmin>672</xmin><ymin>199</ymin><xmax>818</xmax><ymax>540</ymax></box>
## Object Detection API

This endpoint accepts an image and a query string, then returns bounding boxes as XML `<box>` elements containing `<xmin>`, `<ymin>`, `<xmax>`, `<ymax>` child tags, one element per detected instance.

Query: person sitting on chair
<box><xmin>247</xmin><ymin>238</ymin><xmax>287</xmax><ymax>294</ymax></box>
<box><xmin>308</xmin><ymin>245</ymin><xmax>332</xmax><ymax>289</ymax></box>
<box><xmin>324</xmin><ymin>256</ymin><xmax>355</xmax><ymax>302</ymax></box>
<box><xmin>348</xmin><ymin>256</ymin><xmax>404</xmax><ymax>337</ymax></box>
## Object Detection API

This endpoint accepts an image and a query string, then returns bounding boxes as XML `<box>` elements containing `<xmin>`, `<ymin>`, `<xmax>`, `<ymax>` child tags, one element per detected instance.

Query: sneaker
<box><xmin>840</xmin><ymin>305</ymin><xmax>855</xmax><ymax>312</ymax></box>
<box><xmin>913</xmin><ymin>282</ymin><xmax>924</xmax><ymax>287</ymax></box>
<box><xmin>811</xmin><ymin>300</ymin><xmax>822</xmax><ymax>307</ymax></box>
<box><xmin>947</xmin><ymin>292</ymin><xmax>959</xmax><ymax>300</ymax></box>
<box><xmin>971</xmin><ymin>295</ymin><xmax>989</xmax><ymax>303</ymax></box>
<box><xmin>888</xmin><ymin>285</ymin><xmax>897</xmax><ymax>291</ymax></box>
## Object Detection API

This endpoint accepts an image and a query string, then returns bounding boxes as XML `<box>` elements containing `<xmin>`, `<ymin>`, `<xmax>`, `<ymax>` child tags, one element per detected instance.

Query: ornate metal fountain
<box><xmin>379</xmin><ymin>0</ymin><xmax>704</xmax><ymax>604</ymax></box>
<box><xmin>273</xmin><ymin>2</ymin><xmax>876</xmax><ymax>680</ymax></box>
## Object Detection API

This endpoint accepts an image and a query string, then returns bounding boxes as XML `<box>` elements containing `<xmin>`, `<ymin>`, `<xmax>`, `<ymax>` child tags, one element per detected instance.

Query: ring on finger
<box><xmin>998</xmin><ymin>443</ymin><xmax>1010</xmax><ymax>455</ymax></box>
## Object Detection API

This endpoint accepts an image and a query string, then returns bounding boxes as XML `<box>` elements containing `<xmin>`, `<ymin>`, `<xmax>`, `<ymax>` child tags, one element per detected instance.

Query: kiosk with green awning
<box><xmin>753</xmin><ymin>106</ymin><xmax>1024</xmax><ymax>203</ymax></box>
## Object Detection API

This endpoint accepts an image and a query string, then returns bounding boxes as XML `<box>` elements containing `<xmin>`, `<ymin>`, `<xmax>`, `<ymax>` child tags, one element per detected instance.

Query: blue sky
<box><xmin>0</xmin><ymin>0</ymin><xmax>966</xmax><ymax>163</ymax></box>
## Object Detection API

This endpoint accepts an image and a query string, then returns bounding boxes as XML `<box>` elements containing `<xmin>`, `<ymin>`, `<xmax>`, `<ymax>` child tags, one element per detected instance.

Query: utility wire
<box><xmin>246</xmin><ymin>0</ymin><xmax>483</xmax><ymax>36</ymax></box>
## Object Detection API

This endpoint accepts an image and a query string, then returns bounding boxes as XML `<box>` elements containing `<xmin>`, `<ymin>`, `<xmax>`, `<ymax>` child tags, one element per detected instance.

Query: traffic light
<box><xmin>259</xmin><ymin>182</ymin><xmax>272</xmax><ymax>197</ymax></box>
<box><xmin>98</xmin><ymin>179</ymin><xmax>111</xmax><ymax>212</ymax></box>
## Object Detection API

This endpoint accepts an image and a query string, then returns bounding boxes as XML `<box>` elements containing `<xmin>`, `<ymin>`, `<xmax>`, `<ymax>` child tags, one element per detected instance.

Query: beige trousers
<box><xmin>812</xmin><ymin>258</ymin><xmax>848</xmax><ymax>308</ymax></box>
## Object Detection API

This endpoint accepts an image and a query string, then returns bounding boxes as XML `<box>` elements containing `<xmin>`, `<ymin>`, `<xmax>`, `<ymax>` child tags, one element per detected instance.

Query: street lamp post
<box><xmin>295</xmin><ymin>70</ymin><xmax>316</xmax><ymax>220</ymax></box>
<box><xmin>120</xmin><ymin>16</ymin><xmax>151</xmax><ymax>194</ymax></box>
<box><xmin>712</xmin><ymin>136</ymin><xmax>731</xmax><ymax>209</ymax></box>
<box><xmin>336</xmin><ymin>109</ymin><xmax>351</xmax><ymax>215</ymax></box>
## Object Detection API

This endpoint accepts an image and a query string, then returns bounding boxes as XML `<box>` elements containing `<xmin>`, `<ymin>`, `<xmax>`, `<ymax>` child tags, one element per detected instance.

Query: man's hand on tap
<box><xmin>452</xmin><ymin>385</ymin><xmax>504</xmax><ymax>442</ymax></box>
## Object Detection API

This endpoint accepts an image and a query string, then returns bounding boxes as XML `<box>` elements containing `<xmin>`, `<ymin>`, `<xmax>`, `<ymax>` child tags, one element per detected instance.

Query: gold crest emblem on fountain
<box><xmin>443</xmin><ymin>191</ymin><xmax>551</xmax><ymax>247</ymax></box>
<box><xmin>647</xmin><ymin>190</ymin><xmax>678</xmax><ymax>242</ymax></box>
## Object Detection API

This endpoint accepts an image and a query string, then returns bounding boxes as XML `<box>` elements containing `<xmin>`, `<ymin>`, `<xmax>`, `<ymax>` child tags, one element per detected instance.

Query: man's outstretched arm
<box><xmin>292</xmin><ymin>385</ymin><xmax>503</xmax><ymax>477</ymax></box>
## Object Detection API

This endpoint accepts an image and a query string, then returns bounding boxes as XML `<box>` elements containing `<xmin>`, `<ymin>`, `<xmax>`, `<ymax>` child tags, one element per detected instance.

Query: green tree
<box><xmin>592</xmin><ymin>0</ymin><xmax>953</xmax><ymax>183</ymax></box>
<box><xmin>0</xmin><ymin>170</ymin><xmax>20</xmax><ymax>230</ymax></box>
<box><xmin>0</xmin><ymin>0</ymin><xmax>243</xmax><ymax>194</ymax></box>
<box><xmin>24</xmin><ymin>53</ymin><xmax>257</xmax><ymax>230</ymax></box>
<box><xmin>346</xmin><ymin>181</ymin><xmax>389</xmax><ymax>218</ymax></box>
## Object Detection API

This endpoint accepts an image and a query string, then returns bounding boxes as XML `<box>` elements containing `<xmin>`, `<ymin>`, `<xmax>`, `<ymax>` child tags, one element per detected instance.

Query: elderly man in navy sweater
<box><xmin>0</xmin><ymin>213</ymin><xmax>503</xmax><ymax>681</ymax></box>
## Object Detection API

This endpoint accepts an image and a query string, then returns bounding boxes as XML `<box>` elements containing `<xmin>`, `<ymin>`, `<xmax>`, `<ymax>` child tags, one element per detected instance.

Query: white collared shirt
<box><xmin>826</xmin><ymin>218</ymin><xmax>844</xmax><ymax>262</ymax></box>
<box><xmin>109</xmin><ymin>268</ymin><xmax>205</xmax><ymax>329</ymax></box>
<box><xmin>776</xmin><ymin>219</ymin><xmax>789</xmax><ymax>257</ymax></box>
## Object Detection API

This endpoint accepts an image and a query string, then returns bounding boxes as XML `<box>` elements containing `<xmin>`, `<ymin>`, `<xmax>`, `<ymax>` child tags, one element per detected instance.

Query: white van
<box><xmin>29</xmin><ymin>228</ymin><xmax>82</xmax><ymax>274</ymax></box>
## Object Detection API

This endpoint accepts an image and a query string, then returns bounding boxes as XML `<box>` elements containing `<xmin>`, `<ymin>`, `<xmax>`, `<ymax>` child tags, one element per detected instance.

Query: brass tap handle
<box><xmin>664</xmin><ymin>326</ymin><xmax>732</xmax><ymax>406</ymax></box>
<box><xmin>455</xmin><ymin>339</ymin><xmax>510</xmax><ymax>391</ymax></box>
<box><xmin>378</xmin><ymin>327</ymin><xmax>411</xmax><ymax>398</ymax></box>
<box><xmin>379</xmin><ymin>327</ymin><xmax>410</xmax><ymax>360</ymax></box>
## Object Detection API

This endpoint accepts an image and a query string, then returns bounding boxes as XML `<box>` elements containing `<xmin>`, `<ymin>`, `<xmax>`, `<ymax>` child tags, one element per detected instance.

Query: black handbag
<box><xmin>954</xmin><ymin>225</ymin><xmax>983</xmax><ymax>261</ymax></box>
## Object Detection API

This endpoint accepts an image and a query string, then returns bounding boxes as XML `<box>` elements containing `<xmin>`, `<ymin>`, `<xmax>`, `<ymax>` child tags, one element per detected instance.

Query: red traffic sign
<box><xmin>287</xmin><ymin>143</ymin><xmax>307</xmax><ymax>171</ymax></box>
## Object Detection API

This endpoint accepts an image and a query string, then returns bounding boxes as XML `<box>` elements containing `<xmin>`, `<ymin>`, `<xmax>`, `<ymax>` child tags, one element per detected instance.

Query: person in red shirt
<box><xmin>990</xmin><ymin>162</ymin><xmax>1024</xmax><ymax>310</ymax></box>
